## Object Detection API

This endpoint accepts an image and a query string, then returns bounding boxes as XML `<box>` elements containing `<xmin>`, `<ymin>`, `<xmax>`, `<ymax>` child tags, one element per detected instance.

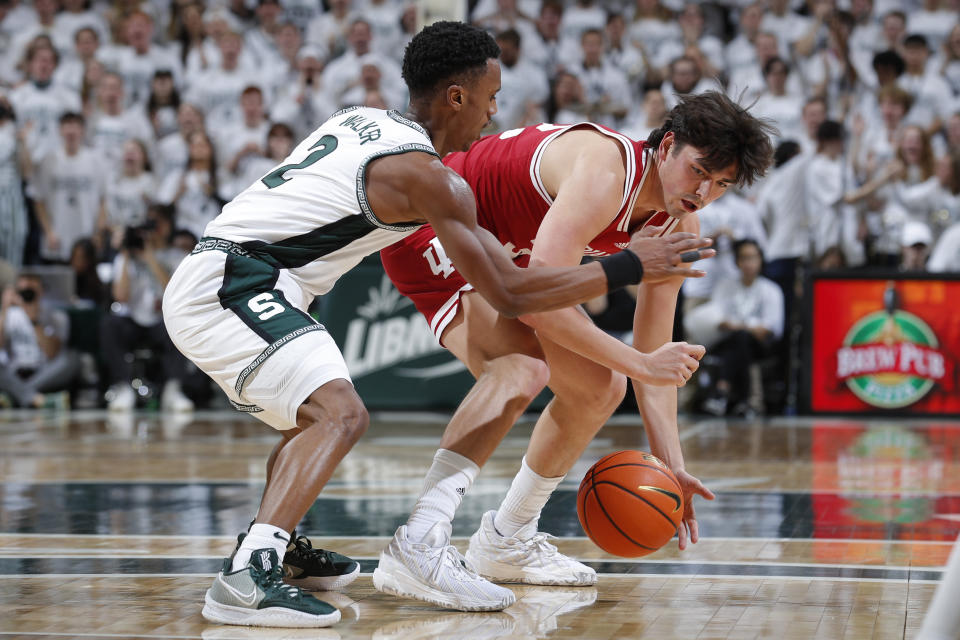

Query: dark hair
<box><xmin>267</xmin><ymin>122</ymin><xmax>294</xmax><ymax>139</ymax></box>
<box><xmin>581</xmin><ymin>27</ymin><xmax>603</xmax><ymax>40</ymax></box>
<box><xmin>904</xmin><ymin>33</ymin><xmax>929</xmax><ymax>50</ymax></box>
<box><xmin>59</xmin><ymin>111</ymin><xmax>85</xmax><ymax>127</ymax></box>
<box><xmin>645</xmin><ymin>91</ymin><xmax>775</xmax><ymax>187</ymax></box>
<box><xmin>147</xmin><ymin>69</ymin><xmax>180</xmax><ymax>115</ymax></box>
<box><xmin>402</xmin><ymin>21</ymin><xmax>500</xmax><ymax>99</ymax></box>
<box><xmin>762</xmin><ymin>56</ymin><xmax>789</xmax><ymax>76</ymax></box>
<box><xmin>73</xmin><ymin>26</ymin><xmax>99</xmax><ymax>43</ymax></box>
<box><xmin>816</xmin><ymin>120</ymin><xmax>845</xmax><ymax>143</ymax></box>
<box><xmin>0</xmin><ymin>98</ymin><xmax>15</xmax><ymax>123</ymax></box>
<box><xmin>773</xmin><ymin>140</ymin><xmax>801</xmax><ymax>167</ymax></box>
<box><xmin>496</xmin><ymin>28</ymin><xmax>521</xmax><ymax>49</ymax></box>
<box><xmin>872</xmin><ymin>49</ymin><xmax>905</xmax><ymax>76</ymax></box>
<box><xmin>148</xmin><ymin>202</ymin><xmax>176</xmax><ymax>226</ymax></box>
<box><xmin>733</xmin><ymin>238</ymin><xmax>763</xmax><ymax>265</ymax></box>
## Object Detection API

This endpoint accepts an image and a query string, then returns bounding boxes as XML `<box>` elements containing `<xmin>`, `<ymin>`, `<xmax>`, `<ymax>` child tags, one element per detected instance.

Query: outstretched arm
<box><xmin>368</xmin><ymin>153</ymin><xmax>712</xmax><ymax>318</ymax></box>
<box><xmin>632</xmin><ymin>216</ymin><xmax>715</xmax><ymax>550</ymax></box>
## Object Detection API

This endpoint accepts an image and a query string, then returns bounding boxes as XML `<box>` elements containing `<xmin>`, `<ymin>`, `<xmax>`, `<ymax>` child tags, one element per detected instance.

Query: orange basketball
<box><xmin>577</xmin><ymin>450</ymin><xmax>684</xmax><ymax>557</ymax></box>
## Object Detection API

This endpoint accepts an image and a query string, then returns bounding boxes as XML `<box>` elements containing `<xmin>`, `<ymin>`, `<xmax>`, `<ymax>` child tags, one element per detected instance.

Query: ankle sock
<box><xmin>405</xmin><ymin>449</ymin><xmax>479</xmax><ymax>543</ymax></box>
<box><xmin>231</xmin><ymin>523</ymin><xmax>290</xmax><ymax>571</ymax></box>
<box><xmin>493</xmin><ymin>456</ymin><xmax>564</xmax><ymax>539</ymax></box>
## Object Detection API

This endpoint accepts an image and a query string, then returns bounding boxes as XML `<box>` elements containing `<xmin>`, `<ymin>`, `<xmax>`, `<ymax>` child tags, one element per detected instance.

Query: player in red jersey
<box><xmin>373</xmin><ymin>92</ymin><xmax>775</xmax><ymax>610</ymax></box>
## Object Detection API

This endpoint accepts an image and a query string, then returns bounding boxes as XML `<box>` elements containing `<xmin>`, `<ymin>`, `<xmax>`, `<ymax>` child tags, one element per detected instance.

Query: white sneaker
<box><xmin>161</xmin><ymin>380</ymin><xmax>194</xmax><ymax>412</ymax></box>
<box><xmin>107</xmin><ymin>384</ymin><xmax>136</xmax><ymax>411</ymax></box>
<box><xmin>372</xmin><ymin>523</ymin><xmax>515</xmax><ymax>612</ymax></box>
<box><xmin>465</xmin><ymin>511</ymin><xmax>597</xmax><ymax>586</ymax></box>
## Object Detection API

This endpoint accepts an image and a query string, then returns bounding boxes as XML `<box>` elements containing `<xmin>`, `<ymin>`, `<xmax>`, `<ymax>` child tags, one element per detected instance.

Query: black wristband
<box><xmin>599</xmin><ymin>249</ymin><xmax>644</xmax><ymax>291</ymax></box>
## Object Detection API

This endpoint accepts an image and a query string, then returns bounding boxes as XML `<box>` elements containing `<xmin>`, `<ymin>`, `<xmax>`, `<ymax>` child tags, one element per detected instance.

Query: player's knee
<box><xmin>565</xmin><ymin>371</ymin><xmax>627</xmax><ymax>418</ymax></box>
<box><xmin>335</xmin><ymin>396</ymin><xmax>369</xmax><ymax>445</ymax></box>
<box><xmin>485</xmin><ymin>353</ymin><xmax>550</xmax><ymax>403</ymax></box>
<box><xmin>301</xmin><ymin>379</ymin><xmax>369</xmax><ymax>444</ymax></box>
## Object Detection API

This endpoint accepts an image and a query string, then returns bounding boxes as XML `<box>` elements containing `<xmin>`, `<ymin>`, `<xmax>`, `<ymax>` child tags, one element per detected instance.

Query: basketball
<box><xmin>577</xmin><ymin>450</ymin><xmax>684</xmax><ymax>557</ymax></box>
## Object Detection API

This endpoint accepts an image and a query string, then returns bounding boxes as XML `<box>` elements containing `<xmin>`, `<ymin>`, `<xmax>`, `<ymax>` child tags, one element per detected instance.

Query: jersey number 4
<box><xmin>423</xmin><ymin>236</ymin><xmax>455</xmax><ymax>278</ymax></box>
<box><xmin>262</xmin><ymin>135</ymin><xmax>338</xmax><ymax>188</ymax></box>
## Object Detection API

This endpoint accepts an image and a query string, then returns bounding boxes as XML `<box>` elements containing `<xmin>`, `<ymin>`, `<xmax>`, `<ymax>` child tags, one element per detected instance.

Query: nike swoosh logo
<box><xmin>218</xmin><ymin>575</ymin><xmax>258</xmax><ymax>606</ymax></box>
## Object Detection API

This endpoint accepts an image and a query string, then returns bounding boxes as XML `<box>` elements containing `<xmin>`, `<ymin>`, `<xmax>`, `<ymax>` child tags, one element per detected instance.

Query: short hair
<box><xmin>774</xmin><ymin>140</ymin><xmax>801</xmax><ymax>167</ymax></box>
<box><xmin>803</xmin><ymin>96</ymin><xmax>827</xmax><ymax>112</ymax></box>
<box><xmin>883</xmin><ymin>10</ymin><xmax>906</xmax><ymax>24</ymax></box>
<box><xmin>495</xmin><ymin>28</ymin><xmax>521</xmax><ymax>49</ymax></box>
<box><xmin>241</xmin><ymin>85</ymin><xmax>263</xmax><ymax>99</ymax></box>
<box><xmin>903</xmin><ymin>33</ymin><xmax>929</xmax><ymax>50</ymax></box>
<box><xmin>148</xmin><ymin>202</ymin><xmax>176</xmax><ymax>225</ymax></box>
<box><xmin>763</xmin><ymin>56</ymin><xmax>789</xmax><ymax>76</ymax></box>
<box><xmin>580</xmin><ymin>27</ymin><xmax>603</xmax><ymax>41</ymax></box>
<box><xmin>73</xmin><ymin>26</ymin><xmax>98</xmax><ymax>42</ymax></box>
<box><xmin>402</xmin><ymin>21</ymin><xmax>500</xmax><ymax>99</ymax></box>
<box><xmin>872</xmin><ymin>49</ymin><xmax>905</xmax><ymax>76</ymax></box>
<box><xmin>816</xmin><ymin>120</ymin><xmax>845</xmax><ymax>143</ymax></box>
<box><xmin>646</xmin><ymin>91</ymin><xmax>775</xmax><ymax>187</ymax></box>
<box><xmin>267</xmin><ymin>122</ymin><xmax>294</xmax><ymax>139</ymax></box>
<box><xmin>59</xmin><ymin>112</ymin><xmax>85</xmax><ymax>127</ymax></box>
<box><xmin>733</xmin><ymin>238</ymin><xmax>763</xmax><ymax>264</ymax></box>
<box><xmin>877</xmin><ymin>83</ymin><xmax>913</xmax><ymax>111</ymax></box>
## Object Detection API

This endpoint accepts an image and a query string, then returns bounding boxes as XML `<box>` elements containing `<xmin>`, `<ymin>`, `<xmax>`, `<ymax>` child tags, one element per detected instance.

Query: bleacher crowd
<box><xmin>0</xmin><ymin>0</ymin><xmax>957</xmax><ymax>413</ymax></box>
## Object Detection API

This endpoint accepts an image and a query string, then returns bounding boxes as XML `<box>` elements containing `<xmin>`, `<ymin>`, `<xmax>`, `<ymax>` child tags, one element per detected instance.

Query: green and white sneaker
<box><xmin>202</xmin><ymin>548</ymin><xmax>341</xmax><ymax>628</ymax></box>
<box><xmin>283</xmin><ymin>530</ymin><xmax>360</xmax><ymax>591</ymax></box>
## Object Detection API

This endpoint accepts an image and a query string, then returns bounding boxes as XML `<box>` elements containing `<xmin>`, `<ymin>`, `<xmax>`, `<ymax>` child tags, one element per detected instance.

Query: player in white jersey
<box><xmin>162</xmin><ymin>21</ymin><xmax>713</xmax><ymax>629</ymax></box>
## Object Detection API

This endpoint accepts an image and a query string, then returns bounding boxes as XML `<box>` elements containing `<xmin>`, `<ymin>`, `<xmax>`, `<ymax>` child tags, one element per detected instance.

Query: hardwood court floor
<box><xmin>0</xmin><ymin>410</ymin><xmax>957</xmax><ymax>639</ymax></box>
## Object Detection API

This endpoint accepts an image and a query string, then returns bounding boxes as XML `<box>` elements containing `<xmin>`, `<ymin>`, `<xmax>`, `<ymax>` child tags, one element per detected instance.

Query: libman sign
<box><xmin>316</xmin><ymin>257</ymin><xmax>474</xmax><ymax>409</ymax></box>
<box><xmin>836</xmin><ymin>310</ymin><xmax>953</xmax><ymax>408</ymax></box>
<box><xmin>810</xmin><ymin>276</ymin><xmax>960</xmax><ymax>415</ymax></box>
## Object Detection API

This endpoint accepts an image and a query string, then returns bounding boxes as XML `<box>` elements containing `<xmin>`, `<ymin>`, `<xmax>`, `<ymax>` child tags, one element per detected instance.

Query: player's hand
<box><xmin>638</xmin><ymin>341</ymin><xmax>705</xmax><ymax>386</ymax></box>
<box><xmin>628</xmin><ymin>226</ymin><xmax>716</xmax><ymax>283</ymax></box>
<box><xmin>673</xmin><ymin>468</ymin><xmax>715</xmax><ymax>551</ymax></box>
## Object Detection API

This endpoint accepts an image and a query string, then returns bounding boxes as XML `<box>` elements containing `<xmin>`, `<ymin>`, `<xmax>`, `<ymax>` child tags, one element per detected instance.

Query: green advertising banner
<box><xmin>315</xmin><ymin>255</ymin><xmax>476</xmax><ymax>409</ymax></box>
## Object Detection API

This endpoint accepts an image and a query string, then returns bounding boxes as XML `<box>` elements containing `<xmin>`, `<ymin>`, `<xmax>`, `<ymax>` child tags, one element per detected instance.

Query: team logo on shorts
<box><xmin>835</xmin><ymin>308</ymin><xmax>953</xmax><ymax>409</ymax></box>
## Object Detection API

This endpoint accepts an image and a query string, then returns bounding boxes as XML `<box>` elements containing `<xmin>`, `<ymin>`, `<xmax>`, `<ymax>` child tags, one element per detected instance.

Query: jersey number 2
<box><xmin>262</xmin><ymin>135</ymin><xmax>338</xmax><ymax>188</ymax></box>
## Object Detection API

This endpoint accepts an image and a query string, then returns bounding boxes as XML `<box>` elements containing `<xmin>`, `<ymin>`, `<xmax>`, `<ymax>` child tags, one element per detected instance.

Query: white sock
<box><xmin>493</xmin><ymin>456</ymin><xmax>564</xmax><ymax>540</ymax></box>
<box><xmin>405</xmin><ymin>449</ymin><xmax>479</xmax><ymax>543</ymax></box>
<box><xmin>231</xmin><ymin>523</ymin><xmax>290</xmax><ymax>572</ymax></box>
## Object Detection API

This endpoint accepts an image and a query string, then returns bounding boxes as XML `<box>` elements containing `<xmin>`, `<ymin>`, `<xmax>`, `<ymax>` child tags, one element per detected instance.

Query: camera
<box><xmin>17</xmin><ymin>288</ymin><xmax>36</xmax><ymax>303</ymax></box>
<box><xmin>121</xmin><ymin>220</ymin><xmax>157</xmax><ymax>251</ymax></box>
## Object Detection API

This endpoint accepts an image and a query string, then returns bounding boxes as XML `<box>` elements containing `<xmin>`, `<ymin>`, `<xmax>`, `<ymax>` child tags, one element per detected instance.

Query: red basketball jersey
<box><xmin>380</xmin><ymin>122</ymin><xmax>680</xmax><ymax>340</ymax></box>
<box><xmin>442</xmin><ymin>122</ymin><xmax>679</xmax><ymax>266</ymax></box>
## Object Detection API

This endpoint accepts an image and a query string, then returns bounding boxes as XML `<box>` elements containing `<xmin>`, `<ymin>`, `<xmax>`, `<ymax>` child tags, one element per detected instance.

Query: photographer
<box><xmin>101</xmin><ymin>204</ymin><xmax>193</xmax><ymax>412</ymax></box>
<box><xmin>0</xmin><ymin>273</ymin><xmax>79</xmax><ymax>408</ymax></box>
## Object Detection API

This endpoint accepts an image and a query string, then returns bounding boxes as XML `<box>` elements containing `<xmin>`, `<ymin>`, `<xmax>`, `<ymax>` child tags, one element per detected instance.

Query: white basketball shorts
<box><xmin>163</xmin><ymin>240</ymin><xmax>352</xmax><ymax>431</ymax></box>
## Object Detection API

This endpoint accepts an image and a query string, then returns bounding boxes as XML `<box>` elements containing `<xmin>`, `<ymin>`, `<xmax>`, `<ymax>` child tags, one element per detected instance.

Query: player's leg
<box><xmin>374</xmin><ymin>291</ymin><xmax>548</xmax><ymax>611</ymax></box>
<box><xmin>164</xmin><ymin>249</ymin><xmax>350</xmax><ymax>627</ymax></box>
<box><xmin>467</xmin><ymin>339</ymin><xmax>626</xmax><ymax>585</ymax></box>
<box><xmin>239</xmin><ymin>427</ymin><xmax>360</xmax><ymax>591</ymax></box>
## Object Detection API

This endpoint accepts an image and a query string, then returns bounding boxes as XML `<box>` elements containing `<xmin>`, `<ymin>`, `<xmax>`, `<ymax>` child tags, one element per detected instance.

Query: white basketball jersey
<box><xmin>204</xmin><ymin>107</ymin><xmax>437</xmax><ymax>297</ymax></box>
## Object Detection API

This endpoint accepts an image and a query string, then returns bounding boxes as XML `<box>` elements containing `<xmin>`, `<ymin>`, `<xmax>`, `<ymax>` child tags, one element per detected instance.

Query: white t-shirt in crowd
<box><xmin>33</xmin><ymin>146</ymin><xmax>106</xmax><ymax>262</ymax></box>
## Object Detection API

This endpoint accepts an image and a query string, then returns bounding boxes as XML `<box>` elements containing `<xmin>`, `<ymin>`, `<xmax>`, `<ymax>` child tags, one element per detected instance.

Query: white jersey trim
<box><xmin>619</xmin><ymin>148</ymin><xmax>655</xmax><ymax>233</ymax></box>
<box><xmin>528</xmin><ymin>123</ymin><xmax>637</xmax><ymax>216</ymax></box>
<box><xmin>355</xmin><ymin>144</ymin><xmax>438</xmax><ymax>232</ymax></box>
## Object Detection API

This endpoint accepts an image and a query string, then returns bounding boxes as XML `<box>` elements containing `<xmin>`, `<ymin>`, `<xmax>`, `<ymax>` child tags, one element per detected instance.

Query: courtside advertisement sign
<box><xmin>809</xmin><ymin>276</ymin><xmax>960</xmax><ymax>414</ymax></box>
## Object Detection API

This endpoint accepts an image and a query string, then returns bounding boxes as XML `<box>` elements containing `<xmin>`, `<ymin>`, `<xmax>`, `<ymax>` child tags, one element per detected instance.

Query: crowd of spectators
<box><xmin>0</xmin><ymin>0</ymin><xmax>957</xmax><ymax>413</ymax></box>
